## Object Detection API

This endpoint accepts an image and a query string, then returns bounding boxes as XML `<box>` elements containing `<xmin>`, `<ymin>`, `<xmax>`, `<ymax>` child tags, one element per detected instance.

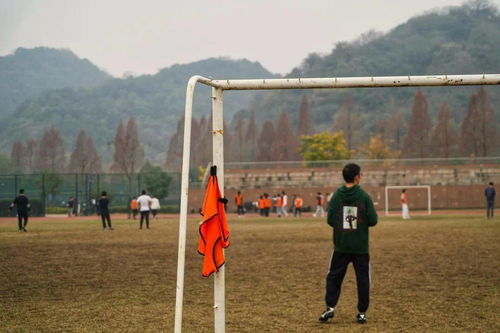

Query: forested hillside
<box><xmin>250</xmin><ymin>2</ymin><xmax>500</xmax><ymax>134</ymax></box>
<box><xmin>0</xmin><ymin>47</ymin><xmax>111</xmax><ymax>117</ymax></box>
<box><xmin>0</xmin><ymin>57</ymin><xmax>275</xmax><ymax>163</ymax></box>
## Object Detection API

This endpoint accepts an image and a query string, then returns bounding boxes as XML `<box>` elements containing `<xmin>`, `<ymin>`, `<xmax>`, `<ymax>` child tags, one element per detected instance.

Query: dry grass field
<box><xmin>1</xmin><ymin>214</ymin><xmax>499</xmax><ymax>332</ymax></box>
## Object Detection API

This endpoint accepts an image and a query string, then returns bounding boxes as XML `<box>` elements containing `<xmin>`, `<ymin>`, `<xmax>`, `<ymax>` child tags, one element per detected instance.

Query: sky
<box><xmin>1</xmin><ymin>0</ymin><xmax>499</xmax><ymax>77</ymax></box>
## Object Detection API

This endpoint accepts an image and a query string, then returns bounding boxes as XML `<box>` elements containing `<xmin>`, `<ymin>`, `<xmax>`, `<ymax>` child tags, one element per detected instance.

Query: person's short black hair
<box><xmin>490</xmin><ymin>182</ymin><xmax>494</xmax><ymax>186</ymax></box>
<box><xmin>142</xmin><ymin>190</ymin><xmax>146</xmax><ymax>195</ymax></box>
<box><xmin>102</xmin><ymin>191</ymin><xmax>107</xmax><ymax>196</ymax></box>
<box><xmin>402</xmin><ymin>189</ymin><xmax>406</xmax><ymax>193</ymax></box>
<box><xmin>19</xmin><ymin>189</ymin><xmax>24</xmax><ymax>194</ymax></box>
<box><xmin>342</xmin><ymin>163</ymin><xmax>361</xmax><ymax>183</ymax></box>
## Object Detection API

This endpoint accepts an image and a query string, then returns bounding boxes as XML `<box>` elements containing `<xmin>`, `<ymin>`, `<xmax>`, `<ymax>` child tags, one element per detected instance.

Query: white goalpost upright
<box><xmin>174</xmin><ymin>74</ymin><xmax>500</xmax><ymax>333</ymax></box>
<box><xmin>385</xmin><ymin>185</ymin><xmax>432</xmax><ymax>216</ymax></box>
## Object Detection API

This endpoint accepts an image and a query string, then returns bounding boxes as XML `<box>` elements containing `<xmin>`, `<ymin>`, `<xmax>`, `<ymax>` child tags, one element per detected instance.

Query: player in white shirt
<box><xmin>150</xmin><ymin>196</ymin><xmax>161</xmax><ymax>220</ymax></box>
<box><xmin>281</xmin><ymin>191</ymin><xmax>289</xmax><ymax>217</ymax></box>
<box><xmin>137</xmin><ymin>190</ymin><xmax>152</xmax><ymax>229</ymax></box>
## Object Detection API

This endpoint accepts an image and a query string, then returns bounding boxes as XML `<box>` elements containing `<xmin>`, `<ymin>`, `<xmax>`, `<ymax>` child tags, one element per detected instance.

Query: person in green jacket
<box><xmin>319</xmin><ymin>163</ymin><xmax>378</xmax><ymax>324</ymax></box>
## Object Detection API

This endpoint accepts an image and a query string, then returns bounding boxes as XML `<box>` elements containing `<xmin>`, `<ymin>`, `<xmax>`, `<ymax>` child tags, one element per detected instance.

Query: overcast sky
<box><xmin>1</xmin><ymin>0</ymin><xmax>498</xmax><ymax>77</ymax></box>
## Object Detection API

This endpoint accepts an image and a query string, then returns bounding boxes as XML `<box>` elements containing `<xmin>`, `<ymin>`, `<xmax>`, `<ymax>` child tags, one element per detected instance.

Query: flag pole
<box><xmin>212</xmin><ymin>87</ymin><xmax>225</xmax><ymax>333</ymax></box>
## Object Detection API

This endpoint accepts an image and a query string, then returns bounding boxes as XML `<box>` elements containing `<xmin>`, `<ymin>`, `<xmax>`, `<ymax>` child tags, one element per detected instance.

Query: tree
<box><xmin>361</xmin><ymin>136</ymin><xmax>400</xmax><ymax>159</ymax></box>
<box><xmin>232</xmin><ymin>112</ymin><xmax>245</xmax><ymax>162</ymax></box>
<box><xmin>112</xmin><ymin>117</ymin><xmax>145</xmax><ymax>192</ymax></box>
<box><xmin>24</xmin><ymin>139</ymin><xmax>37</xmax><ymax>174</ymax></box>
<box><xmin>461</xmin><ymin>88</ymin><xmax>497</xmax><ymax>157</ymax></box>
<box><xmin>271</xmin><ymin>111</ymin><xmax>300</xmax><ymax>161</ymax></box>
<box><xmin>402</xmin><ymin>90</ymin><xmax>432</xmax><ymax>158</ymax></box>
<box><xmin>384</xmin><ymin>108</ymin><xmax>406</xmax><ymax>151</ymax></box>
<box><xmin>243</xmin><ymin>111</ymin><xmax>258</xmax><ymax>162</ymax></box>
<box><xmin>165</xmin><ymin>117</ymin><xmax>184</xmax><ymax>171</ymax></box>
<box><xmin>35</xmin><ymin>127</ymin><xmax>65</xmax><ymax>172</ymax></box>
<box><xmin>257</xmin><ymin>120</ymin><xmax>276</xmax><ymax>161</ymax></box>
<box><xmin>333</xmin><ymin>95</ymin><xmax>359</xmax><ymax>151</ymax></box>
<box><xmin>140</xmin><ymin>162</ymin><xmax>172</xmax><ymax>200</ymax></box>
<box><xmin>297</xmin><ymin>95</ymin><xmax>314</xmax><ymax>136</ymax></box>
<box><xmin>430</xmin><ymin>103</ymin><xmax>458</xmax><ymax>157</ymax></box>
<box><xmin>299</xmin><ymin>131</ymin><xmax>352</xmax><ymax>161</ymax></box>
<box><xmin>68</xmin><ymin>130</ymin><xmax>103</xmax><ymax>174</ymax></box>
<box><xmin>10</xmin><ymin>141</ymin><xmax>25</xmax><ymax>173</ymax></box>
<box><xmin>0</xmin><ymin>154</ymin><xmax>13</xmax><ymax>174</ymax></box>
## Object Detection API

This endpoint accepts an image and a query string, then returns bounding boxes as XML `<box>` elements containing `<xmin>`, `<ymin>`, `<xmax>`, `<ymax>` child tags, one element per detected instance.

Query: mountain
<box><xmin>251</xmin><ymin>2</ymin><xmax>500</xmax><ymax>134</ymax></box>
<box><xmin>0</xmin><ymin>57</ymin><xmax>275</xmax><ymax>164</ymax></box>
<box><xmin>0</xmin><ymin>47</ymin><xmax>111</xmax><ymax>117</ymax></box>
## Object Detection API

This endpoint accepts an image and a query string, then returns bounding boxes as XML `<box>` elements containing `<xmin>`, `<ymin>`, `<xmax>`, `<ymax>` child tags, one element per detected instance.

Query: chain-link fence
<box><xmin>0</xmin><ymin>172</ymin><xmax>182</xmax><ymax>217</ymax></box>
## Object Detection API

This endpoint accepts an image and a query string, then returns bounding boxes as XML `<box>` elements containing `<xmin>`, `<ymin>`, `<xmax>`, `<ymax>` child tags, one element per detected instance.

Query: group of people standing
<box><xmin>129</xmin><ymin>191</ymin><xmax>161</xmax><ymax>229</ymax></box>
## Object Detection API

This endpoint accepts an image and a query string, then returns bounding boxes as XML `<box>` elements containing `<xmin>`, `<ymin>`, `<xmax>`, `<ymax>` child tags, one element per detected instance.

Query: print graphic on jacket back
<box><xmin>343</xmin><ymin>206</ymin><xmax>358</xmax><ymax>230</ymax></box>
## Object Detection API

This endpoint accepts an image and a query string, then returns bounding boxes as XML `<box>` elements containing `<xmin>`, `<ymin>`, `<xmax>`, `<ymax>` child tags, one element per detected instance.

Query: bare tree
<box><xmin>272</xmin><ymin>111</ymin><xmax>300</xmax><ymax>161</ymax></box>
<box><xmin>244</xmin><ymin>111</ymin><xmax>258</xmax><ymax>162</ymax></box>
<box><xmin>333</xmin><ymin>95</ymin><xmax>359</xmax><ymax>151</ymax></box>
<box><xmin>10</xmin><ymin>141</ymin><xmax>25</xmax><ymax>173</ymax></box>
<box><xmin>25</xmin><ymin>139</ymin><xmax>37</xmax><ymax>174</ymax></box>
<box><xmin>112</xmin><ymin>117</ymin><xmax>144</xmax><ymax>191</ymax></box>
<box><xmin>257</xmin><ymin>120</ymin><xmax>276</xmax><ymax>161</ymax></box>
<box><xmin>35</xmin><ymin>127</ymin><xmax>65</xmax><ymax>172</ymax></box>
<box><xmin>402</xmin><ymin>90</ymin><xmax>432</xmax><ymax>158</ymax></box>
<box><xmin>430</xmin><ymin>103</ymin><xmax>458</xmax><ymax>158</ymax></box>
<box><xmin>297</xmin><ymin>94</ymin><xmax>315</xmax><ymax>136</ymax></box>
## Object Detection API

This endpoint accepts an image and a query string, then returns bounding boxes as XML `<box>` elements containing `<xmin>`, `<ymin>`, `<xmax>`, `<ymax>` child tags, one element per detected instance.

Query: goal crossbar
<box><xmin>175</xmin><ymin>73</ymin><xmax>500</xmax><ymax>333</ymax></box>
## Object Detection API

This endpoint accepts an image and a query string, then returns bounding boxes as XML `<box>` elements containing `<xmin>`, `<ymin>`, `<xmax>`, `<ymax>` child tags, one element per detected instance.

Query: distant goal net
<box><xmin>385</xmin><ymin>185</ymin><xmax>431</xmax><ymax>216</ymax></box>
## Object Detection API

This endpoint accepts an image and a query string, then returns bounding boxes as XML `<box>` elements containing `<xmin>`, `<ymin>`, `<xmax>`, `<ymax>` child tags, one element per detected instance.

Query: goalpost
<box><xmin>385</xmin><ymin>185</ymin><xmax>431</xmax><ymax>216</ymax></box>
<box><xmin>174</xmin><ymin>74</ymin><xmax>500</xmax><ymax>333</ymax></box>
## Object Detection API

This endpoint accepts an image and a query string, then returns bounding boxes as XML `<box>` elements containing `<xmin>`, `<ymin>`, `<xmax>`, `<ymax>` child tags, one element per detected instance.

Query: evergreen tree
<box><xmin>402</xmin><ymin>90</ymin><xmax>432</xmax><ymax>158</ymax></box>
<box><xmin>297</xmin><ymin>95</ymin><xmax>314</xmax><ymax>136</ymax></box>
<box><xmin>257</xmin><ymin>120</ymin><xmax>276</xmax><ymax>161</ymax></box>
<box><xmin>430</xmin><ymin>103</ymin><xmax>458</xmax><ymax>157</ymax></box>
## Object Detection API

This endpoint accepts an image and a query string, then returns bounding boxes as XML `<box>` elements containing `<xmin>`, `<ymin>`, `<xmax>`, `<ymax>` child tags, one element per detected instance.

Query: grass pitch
<box><xmin>1</xmin><ymin>214</ymin><xmax>499</xmax><ymax>332</ymax></box>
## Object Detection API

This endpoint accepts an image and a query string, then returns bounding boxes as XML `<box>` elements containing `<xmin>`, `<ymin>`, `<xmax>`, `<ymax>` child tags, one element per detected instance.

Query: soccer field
<box><xmin>1</xmin><ymin>214</ymin><xmax>498</xmax><ymax>332</ymax></box>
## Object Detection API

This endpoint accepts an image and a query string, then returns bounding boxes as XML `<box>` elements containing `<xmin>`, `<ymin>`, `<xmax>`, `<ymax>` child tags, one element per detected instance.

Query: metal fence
<box><xmin>0</xmin><ymin>172</ymin><xmax>182</xmax><ymax>216</ymax></box>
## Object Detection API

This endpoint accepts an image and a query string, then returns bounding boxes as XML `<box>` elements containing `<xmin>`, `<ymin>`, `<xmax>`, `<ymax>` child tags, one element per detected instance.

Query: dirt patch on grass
<box><xmin>1</xmin><ymin>215</ymin><xmax>499</xmax><ymax>332</ymax></box>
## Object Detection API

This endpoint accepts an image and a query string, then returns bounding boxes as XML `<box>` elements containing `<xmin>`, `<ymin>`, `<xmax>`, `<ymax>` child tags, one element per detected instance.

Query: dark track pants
<box><xmin>101</xmin><ymin>211</ymin><xmax>112</xmax><ymax>229</ymax></box>
<box><xmin>487</xmin><ymin>200</ymin><xmax>494</xmax><ymax>218</ymax></box>
<box><xmin>325</xmin><ymin>251</ymin><xmax>370</xmax><ymax>313</ymax></box>
<box><xmin>140</xmin><ymin>211</ymin><xmax>150</xmax><ymax>228</ymax></box>
<box><xmin>17</xmin><ymin>211</ymin><xmax>28</xmax><ymax>230</ymax></box>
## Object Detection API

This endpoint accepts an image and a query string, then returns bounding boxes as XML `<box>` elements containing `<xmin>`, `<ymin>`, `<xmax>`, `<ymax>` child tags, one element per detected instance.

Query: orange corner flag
<box><xmin>198</xmin><ymin>166</ymin><xmax>230</xmax><ymax>277</ymax></box>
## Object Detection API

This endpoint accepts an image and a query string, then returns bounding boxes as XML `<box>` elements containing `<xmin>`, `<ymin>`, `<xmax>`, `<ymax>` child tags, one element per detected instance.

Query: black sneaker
<box><xmin>356</xmin><ymin>312</ymin><xmax>367</xmax><ymax>324</ymax></box>
<box><xmin>319</xmin><ymin>307</ymin><xmax>335</xmax><ymax>322</ymax></box>
<box><xmin>22</xmin><ymin>227</ymin><xmax>27</xmax><ymax>232</ymax></box>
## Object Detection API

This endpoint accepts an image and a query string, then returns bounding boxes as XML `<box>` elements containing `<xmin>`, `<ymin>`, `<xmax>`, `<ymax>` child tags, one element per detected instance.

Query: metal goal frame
<box><xmin>385</xmin><ymin>185</ymin><xmax>431</xmax><ymax>216</ymax></box>
<box><xmin>174</xmin><ymin>74</ymin><xmax>500</xmax><ymax>333</ymax></box>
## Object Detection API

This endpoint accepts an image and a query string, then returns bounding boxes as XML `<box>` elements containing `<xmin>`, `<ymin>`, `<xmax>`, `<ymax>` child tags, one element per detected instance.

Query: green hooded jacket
<box><xmin>327</xmin><ymin>184</ymin><xmax>378</xmax><ymax>254</ymax></box>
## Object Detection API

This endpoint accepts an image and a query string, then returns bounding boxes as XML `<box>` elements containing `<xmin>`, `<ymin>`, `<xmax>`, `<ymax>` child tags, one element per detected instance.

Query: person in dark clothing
<box><xmin>98</xmin><ymin>191</ymin><xmax>113</xmax><ymax>230</ymax></box>
<box><xmin>67</xmin><ymin>197</ymin><xmax>75</xmax><ymax>217</ymax></box>
<box><xmin>485</xmin><ymin>182</ymin><xmax>496</xmax><ymax>219</ymax></box>
<box><xmin>10</xmin><ymin>189</ymin><xmax>30</xmax><ymax>232</ymax></box>
<box><xmin>320</xmin><ymin>163</ymin><xmax>378</xmax><ymax>324</ymax></box>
